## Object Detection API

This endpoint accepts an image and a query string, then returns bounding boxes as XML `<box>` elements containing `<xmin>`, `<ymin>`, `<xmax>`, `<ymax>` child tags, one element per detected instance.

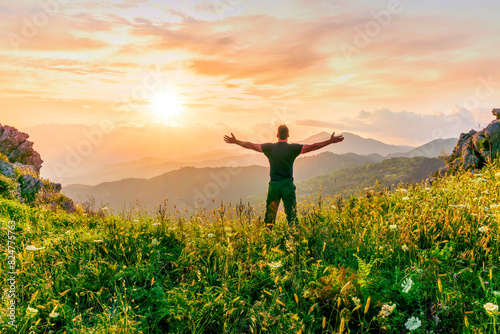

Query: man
<box><xmin>224</xmin><ymin>125</ymin><xmax>344</xmax><ymax>228</ymax></box>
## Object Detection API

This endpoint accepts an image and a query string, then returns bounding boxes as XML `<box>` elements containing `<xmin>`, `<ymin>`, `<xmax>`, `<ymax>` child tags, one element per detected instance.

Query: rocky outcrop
<box><xmin>0</xmin><ymin>124</ymin><xmax>43</xmax><ymax>172</ymax></box>
<box><xmin>0</xmin><ymin>161</ymin><xmax>15</xmax><ymax>178</ymax></box>
<box><xmin>0</xmin><ymin>125</ymin><xmax>75</xmax><ymax>212</ymax></box>
<box><xmin>438</xmin><ymin>108</ymin><xmax>500</xmax><ymax>176</ymax></box>
<box><xmin>18</xmin><ymin>174</ymin><xmax>44</xmax><ymax>202</ymax></box>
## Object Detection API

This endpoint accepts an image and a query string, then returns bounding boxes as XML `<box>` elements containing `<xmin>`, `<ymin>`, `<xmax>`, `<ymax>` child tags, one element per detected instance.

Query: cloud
<box><xmin>295</xmin><ymin>119</ymin><xmax>339</xmax><ymax>128</ymax></box>
<box><xmin>330</xmin><ymin>107</ymin><xmax>484</xmax><ymax>144</ymax></box>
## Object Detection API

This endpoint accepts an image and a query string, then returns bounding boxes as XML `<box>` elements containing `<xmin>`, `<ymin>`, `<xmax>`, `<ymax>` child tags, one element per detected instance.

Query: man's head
<box><xmin>277</xmin><ymin>125</ymin><xmax>289</xmax><ymax>140</ymax></box>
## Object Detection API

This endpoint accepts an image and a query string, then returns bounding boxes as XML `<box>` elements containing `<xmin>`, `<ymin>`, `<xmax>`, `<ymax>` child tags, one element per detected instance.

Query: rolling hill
<box><xmin>297</xmin><ymin>156</ymin><xmax>446</xmax><ymax>197</ymax></box>
<box><xmin>63</xmin><ymin>152</ymin><xmax>386</xmax><ymax>211</ymax></box>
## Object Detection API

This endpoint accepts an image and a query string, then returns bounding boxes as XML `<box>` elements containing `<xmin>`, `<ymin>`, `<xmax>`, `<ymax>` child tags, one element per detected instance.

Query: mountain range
<box><xmin>59</xmin><ymin>132</ymin><xmax>455</xmax><ymax>185</ymax></box>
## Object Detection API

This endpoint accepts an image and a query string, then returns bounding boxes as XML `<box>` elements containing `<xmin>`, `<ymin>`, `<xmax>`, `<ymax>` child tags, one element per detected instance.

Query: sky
<box><xmin>1</xmin><ymin>0</ymin><xmax>500</xmax><ymax>178</ymax></box>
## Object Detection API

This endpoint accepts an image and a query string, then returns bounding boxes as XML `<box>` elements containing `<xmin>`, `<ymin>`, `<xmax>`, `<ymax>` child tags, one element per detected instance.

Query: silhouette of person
<box><xmin>224</xmin><ymin>125</ymin><xmax>344</xmax><ymax>228</ymax></box>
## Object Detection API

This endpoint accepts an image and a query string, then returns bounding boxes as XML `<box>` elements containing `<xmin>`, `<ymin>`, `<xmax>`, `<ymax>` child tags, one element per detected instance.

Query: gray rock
<box><xmin>18</xmin><ymin>174</ymin><xmax>44</xmax><ymax>201</ymax></box>
<box><xmin>0</xmin><ymin>124</ymin><xmax>43</xmax><ymax>172</ymax></box>
<box><xmin>50</xmin><ymin>182</ymin><xmax>62</xmax><ymax>192</ymax></box>
<box><xmin>61</xmin><ymin>200</ymin><xmax>76</xmax><ymax>213</ymax></box>
<box><xmin>439</xmin><ymin>117</ymin><xmax>500</xmax><ymax>176</ymax></box>
<box><xmin>0</xmin><ymin>161</ymin><xmax>15</xmax><ymax>178</ymax></box>
<box><xmin>13</xmin><ymin>162</ymin><xmax>36</xmax><ymax>174</ymax></box>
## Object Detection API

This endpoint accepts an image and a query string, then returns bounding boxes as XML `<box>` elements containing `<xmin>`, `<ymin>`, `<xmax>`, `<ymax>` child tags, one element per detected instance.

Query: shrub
<box><xmin>0</xmin><ymin>152</ymin><xmax>9</xmax><ymax>162</ymax></box>
<box><xmin>0</xmin><ymin>174</ymin><xmax>18</xmax><ymax>200</ymax></box>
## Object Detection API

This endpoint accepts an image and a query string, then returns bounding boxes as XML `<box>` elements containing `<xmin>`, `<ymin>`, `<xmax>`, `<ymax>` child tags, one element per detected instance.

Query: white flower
<box><xmin>424</xmin><ymin>187</ymin><xmax>432</xmax><ymax>191</ymax></box>
<box><xmin>151</xmin><ymin>238</ymin><xmax>159</xmax><ymax>246</ymax></box>
<box><xmin>26</xmin><ymin>245</ymin><xmax>45</xmax><ymax>251</ymax></box>
<box><xmin>401</xmin><ymin>277</ymin><xmax>413</xmax><ymax>293</ymax></box>
<box><xmin>398</xmin><ymin>189</ymin><xmax>408</xmax><ymax>193</ymax></box>
<box><xmin>405</xmin><ymin>316</ymin><xmax>422</xmax><ymax>331</ymax></box>
<box><xmin>352</xmin><ymin>297</ymin><xmax>361</xmax><ymax>306</ymax></box>
<box><xmin>389</xmin><ymin>224</ymin><xmax>398</xmax><ymax>230</ymax></box>
<box><xmin>268</xmin><ymin>261</ymin><xmax>282</xmax><ymax>269</ymax></box>
<box><xmin>402</xmin><ymin>196</ymin><xmax>410</xmax><ymax>201</ymax></box>
<box><xmin>484</xmin><ymin>303</ymin><xmax>499</xmax><ymax>315</ymax></box>
<box><xmin>26</xmin><ymin>307</ymin><xmax>38</xmax><ymax>317</ymax></box>
<box><xmin>133</xmin><ymin>219</ymin><xmax>139</xmax><ymax>222</ymax></box>
<box><xmin>402</xmin><ymin>244</ymin><xmax>409</xmax><ymax>251</ymax></box>
<box><xmin>478</xmin><ymin>226</ymin><xmax>489</xmax><ymax>233</ymax></box>
<box><xmin>49</xmin><ymin>311</ymin><xmax>59</xmax><ymax>318</ymax></box>
<box><xmin>378</xmin><ymin>303</ymin><xmax>396</xmax><ymax>318</ymax></box>
<box><xmin>207</xmin><ymin>233</ymin><xmax>215</xmax><ymax>238</ymax></box>
<box><xmin>93</xmin><ymin>240</ymin><xmax>104</xmax><ymax>243</ymax></box>
<box><xmin>449</xmin><ymin>204</ymin><xmax>467</xmax><ymax>208</ymax></box>
<box><xmin>152</xmin><ymin>223</ymin><xmax>160</xmax><ymax>226</ymax></box>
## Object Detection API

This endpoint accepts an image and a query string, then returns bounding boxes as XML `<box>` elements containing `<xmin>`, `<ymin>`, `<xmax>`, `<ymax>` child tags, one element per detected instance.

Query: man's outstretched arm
<box><xmin>224</xmin><ymin>133</ymin><xmax>263</xmax><ymax>153</ymax></box>
<box><xmin>301</xmin><ymin>132</ymin><xmax>344</xmax><ymax>154</ymax></box>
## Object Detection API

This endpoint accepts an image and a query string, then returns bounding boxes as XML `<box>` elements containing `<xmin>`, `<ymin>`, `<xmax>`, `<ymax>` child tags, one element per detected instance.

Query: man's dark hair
<box><xmin>278</xmin><ymin>125</ymin><xmax>289</xmax><ymax>140</ymax></box>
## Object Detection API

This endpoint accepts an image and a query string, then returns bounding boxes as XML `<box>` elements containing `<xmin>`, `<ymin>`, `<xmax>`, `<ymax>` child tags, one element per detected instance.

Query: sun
<box><xmin>150</xmin><ymin>88</ymin><xmax>183</xmax><ymax>124</ymax></box>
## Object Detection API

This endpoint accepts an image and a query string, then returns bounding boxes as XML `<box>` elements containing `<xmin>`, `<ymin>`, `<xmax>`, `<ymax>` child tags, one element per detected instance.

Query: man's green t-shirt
<box><xmin>261</xmin><ymin>142</ymin><xmax>303</xmax><ymax>181</ymax></box>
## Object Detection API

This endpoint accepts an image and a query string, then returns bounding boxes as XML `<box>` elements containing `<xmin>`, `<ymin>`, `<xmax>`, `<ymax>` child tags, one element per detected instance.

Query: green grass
<box><xmin>1</xmin><ymin>161</ymin><xmax>500</xmax><ymax>333</ymax></box>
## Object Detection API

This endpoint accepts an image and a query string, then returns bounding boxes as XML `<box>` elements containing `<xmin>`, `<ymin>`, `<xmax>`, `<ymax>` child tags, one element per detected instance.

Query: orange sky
<box><xmin>1</xmin><ymin>0</ymin><xmax>500</xmax><ymax>178</ymax></box>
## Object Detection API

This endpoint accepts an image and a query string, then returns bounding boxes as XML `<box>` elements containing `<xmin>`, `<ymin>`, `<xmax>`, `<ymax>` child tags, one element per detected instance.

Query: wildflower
<box><xmin>389</xmin><ymin>224</ymin><xmax>398</xmax><ymax>230</ymax></box>
<box><xmin>405</xmin><ymin>317</ymin><xmax>422</xmax><ymax>331</ymax></box>
<box><xmin>352</xmin><ymin>297</ymin><xmax>361</xmax><ymax>306</ymax></box>
<box><xmin>285</xmin><ymin>239</ymin><xmax>295</xmax><ymax>252</ymax></box>
<box><xmin>378</xmin><ymin>303</ymin><xmax>396</xmax><ymax>318</ymax></box>
<box><xmin>152</xmin><ymin>223</ymin><xmax>160</xmax><ymax>226</ymax></box>
<box><xmin>402</xmin><ymin>196</ymin><xmax>410</xmax><ymax>201</ymax></box>
<box><xmin>26</xmin><ymin>307</ymin><xmax>38</xmax><ymax>317</ymax></box>
<box><xmin>268</xmin><ymin>261</ymin><xmax>282</xmax><ymax>269</ymax></box>
<box><xmin>26</xmin><ymin>245</ymin><xmax>45</xmax><ymax>251</ymax></box>
<box><xmin>478</xmin><ymin>226</ymin><xmax>489</xmax><ymax>233</ymax></box>
<box><xmin>425</xmin><ymin>187</ymin><xmax>431</xmax><ymax>191</ymax></box>
<box><xmin>449</xmin><ymin>204</ymin><xmax>467</xmax><ymax>208</ymax></box>
<box><xmin>93</xmin><ymin>240</ymin><xmax>104</xmax><ymax>243</ymax></box>
<box><xmin>207</xmin><ymin>233</ymin><xmax>215</xmax><ymax>238</ymax></box>
<box><xmin>401</xmin><ymin>277</ymin><xmax>413</xmax><ymax>293</ymax></box>
<box><xmin>151</xmin><ymin>238</ymin><xmax>159</xmax><ymax>246</ymax></box>
<box><xmin>484</xmin><ymin>303</ymin><xmax>499</xmax><ymax>315</ymax></box>
<box><xmin>49</xmin><ymin>311</ymin><xmax>59</xmax><ymax>318</ymax></box>
<box><xmin>402</xmin><ymin>244</ymin><xmax>409</xmax><ymax>251</ymax></box>
<box><xmin>453</xmin><ymin>274</ymin><xmax>458</xmax><ymax>278</ymax></box>
<box><xmin>133</xmin><ymin>219</ymin><xmax>139</xmax><ymax>222</ymax></box>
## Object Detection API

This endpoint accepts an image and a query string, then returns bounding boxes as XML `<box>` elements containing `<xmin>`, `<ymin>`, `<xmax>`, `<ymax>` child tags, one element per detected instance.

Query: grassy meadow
<box><xmin>1</xmin><ymin>160</ymin><xmax>500</xmax><ymax>333</ymax></box>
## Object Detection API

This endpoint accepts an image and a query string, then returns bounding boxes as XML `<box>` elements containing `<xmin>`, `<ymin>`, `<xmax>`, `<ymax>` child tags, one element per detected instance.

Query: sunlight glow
<box><xmin>150</xmin><ymin>88</ymin><xmax>183</xmax><ymax>125</ymax></box>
